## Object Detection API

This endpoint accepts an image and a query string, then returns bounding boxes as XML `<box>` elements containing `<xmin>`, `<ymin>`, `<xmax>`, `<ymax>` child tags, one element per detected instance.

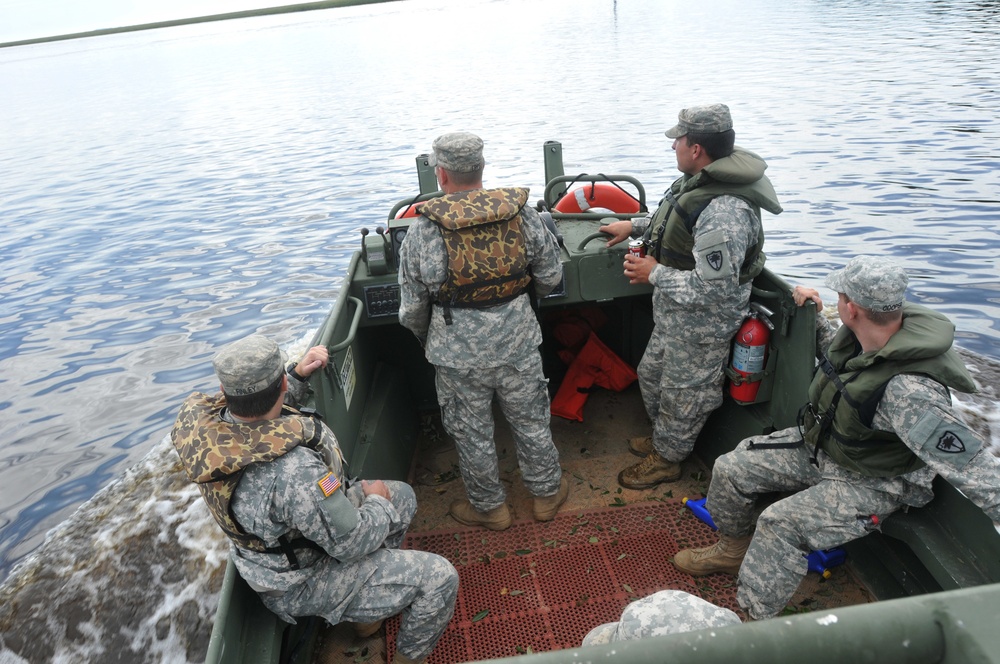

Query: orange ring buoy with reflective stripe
<box><xmin>553</xmin><ymin>183</ymin><xmax>640</xmax><ymax>214</ymax></box>
<box><xmin>394</xmin><ymin>202</ymin><xmax>423</xmax><ymax>218</ymax></box>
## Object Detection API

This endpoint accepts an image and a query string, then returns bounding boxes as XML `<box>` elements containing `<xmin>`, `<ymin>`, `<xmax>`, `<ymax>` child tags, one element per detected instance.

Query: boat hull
<box><xmin>205</xmin><ymin>143</ymin><xmax>1000</xmax><ymax>664</ymax></box>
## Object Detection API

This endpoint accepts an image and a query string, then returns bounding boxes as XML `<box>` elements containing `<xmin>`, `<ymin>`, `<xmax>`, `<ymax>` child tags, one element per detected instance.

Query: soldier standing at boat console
<box><xmin>397</xmin><ymin>132</ymin><xmax>569</xmax><ymax>531</ymax></box>
<box><xmin>600</xmin><ymin>104</ymin><xmax>783</xmax><ymax>489</ymax></box>
<box><xmin>171</xmin><ymin>335</ymin><xmax>458</xmax><ymax>664</ymax></box>
<box><xmin>673</xmin><ymin>256</ymin><xmax>1000</xmax><ymax>621</ymax></box>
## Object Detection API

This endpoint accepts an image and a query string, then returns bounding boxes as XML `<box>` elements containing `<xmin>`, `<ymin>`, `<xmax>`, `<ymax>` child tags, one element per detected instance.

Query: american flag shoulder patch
<box><xmin>317</xmin><ymin>472</ymin><xmax>341</xmax><ymax>498</ymax></box>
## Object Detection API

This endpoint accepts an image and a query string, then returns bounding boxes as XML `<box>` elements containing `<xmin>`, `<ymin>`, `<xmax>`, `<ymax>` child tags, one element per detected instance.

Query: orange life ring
<box><xmin>394</xmin><ymin>201</ymin><xmax>423</xmax><ymax>218</ymax></box>
<box><xmin>553</xmin><ymin>183</ymin><xmax>640</xmax><ymax>214</ymax></box>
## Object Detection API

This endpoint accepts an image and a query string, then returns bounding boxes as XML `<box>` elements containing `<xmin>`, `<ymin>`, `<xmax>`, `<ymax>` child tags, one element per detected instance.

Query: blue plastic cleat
<box><xmin>806</xmin><ymin>547</ymin><xmax>847</xmax><ymax>578</ymax></box>
<box><xmin>682</xmin><ymin>496</ymin><xmax>718</xmax><ymax>530</ymax></box>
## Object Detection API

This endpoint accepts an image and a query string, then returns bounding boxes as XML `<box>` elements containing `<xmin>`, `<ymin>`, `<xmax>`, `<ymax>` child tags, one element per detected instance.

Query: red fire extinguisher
<box><xmin>729</xmin><ymin>302</ymin><xmax>774</xmax><ymax>404</ymax></box>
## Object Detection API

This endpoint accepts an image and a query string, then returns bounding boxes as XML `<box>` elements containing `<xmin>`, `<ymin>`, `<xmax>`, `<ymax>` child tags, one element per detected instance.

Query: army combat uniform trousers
<box><xmin>638</xmin><ymin>327</ymin><xmax>728</xmax><ymax>462</ymax></box>
<box><xmin>435</xmin><ymin>353</ymin><xmax>562</xmax><ymax>512</ymax></box>
<box><xmin>705</xmin><ymin>430</ymin><xmax>907</xmax><ymax>619</ymax></box>
<box><xmin>275</xmin><ymin>481</ymin><xmax>458</xmax><ymax>660</ymax></box>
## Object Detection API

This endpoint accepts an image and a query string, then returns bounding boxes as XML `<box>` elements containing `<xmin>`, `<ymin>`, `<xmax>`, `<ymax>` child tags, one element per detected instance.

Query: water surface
<box><xmin>0</xmin><ymin>0</ymin><xmax>998</xmax><ymax>659</ymax></box>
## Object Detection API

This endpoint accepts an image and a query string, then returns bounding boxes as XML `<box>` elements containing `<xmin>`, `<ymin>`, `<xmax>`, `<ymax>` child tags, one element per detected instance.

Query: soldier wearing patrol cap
<box><xmin>581</xmin><ymin>590</ymin><xmax>740</xmax><ymax>646</ymax></box>
<box><xmin>673</xmin><ymin>256</ymin><xmax>1000</xmax><ymax>621</ymax></box>
<box><xmin>599</xmin><ymin>104</ymin><xmax>784</xmax><ymax>489</ymax></box>
<box><xmin>171</xmin><ymin>335</ymin><xmax>457</xmax><ymax>664</ymax></box>
<box><xmin>398</xmin><ymin>131</ymin><xmax>568</xmax><ymax>531</ymax></box>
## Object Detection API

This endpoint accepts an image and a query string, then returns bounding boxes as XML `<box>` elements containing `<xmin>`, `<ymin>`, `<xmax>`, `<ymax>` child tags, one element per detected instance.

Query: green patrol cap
<box><xmin>428</xmin><ymin>132</ymin><xmax>485</xmax><ymax>173</ymax></box>
<box><xmin>213</xmin><ymin>334</ymin><xmax>287</xmax><ymax>396</ymax></box>
<box><xmin>665</xmin><ymin>104</ymin><xmax>733</xmax><ymax>138</ymax></box>
<box><xmin>825</xmin><ymin>255</ymin><xmax>908</xmax><ymax>313</ymax></box>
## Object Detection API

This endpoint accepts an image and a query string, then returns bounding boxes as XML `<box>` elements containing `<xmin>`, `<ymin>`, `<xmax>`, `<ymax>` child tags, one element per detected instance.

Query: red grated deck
<box><xmin>386</xmin><ymin>500</ymin><xmax>737</xmax><ymax>663</ymax></box>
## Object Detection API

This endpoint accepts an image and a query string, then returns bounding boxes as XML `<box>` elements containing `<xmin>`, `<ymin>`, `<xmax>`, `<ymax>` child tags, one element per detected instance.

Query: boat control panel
<box><xmin>362</xmin><ymin>283</ymin><xmax>401</xmax><ymax>318</ymax></box>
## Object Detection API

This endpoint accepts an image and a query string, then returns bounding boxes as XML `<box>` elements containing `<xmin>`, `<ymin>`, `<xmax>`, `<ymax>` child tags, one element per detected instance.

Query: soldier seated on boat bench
<box><xmin>672</xmin><ymin>256</ymin><xmax>1000</xmax><ymax>621</ymax></box>
<box><xmin>171</xmin><ymin>335</ymin><xmax>458</xmax><ymax>664</ymax></box>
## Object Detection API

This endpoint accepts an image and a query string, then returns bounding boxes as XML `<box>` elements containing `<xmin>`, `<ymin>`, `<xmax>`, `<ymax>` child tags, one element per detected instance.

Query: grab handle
<box><xmin>328</xmin><ymin>296</ymin><xmax>363</xmax><ymax>352</ymax></box>
<box><xmin>577</xmin><ymin>231</ymin><xmax>614</xmax><ymax>251</ymax></box>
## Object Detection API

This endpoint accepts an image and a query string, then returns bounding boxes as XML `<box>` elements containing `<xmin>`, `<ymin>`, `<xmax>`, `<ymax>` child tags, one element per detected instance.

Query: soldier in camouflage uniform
<box><xmin>397</xmin><ymin>132</ymin><xmax>568</xmax><ymax>531</ymax></box>
<box><xmin>600</xmin><ymin>104</ymin><xmax>783</xmax><ymax>489</ymax></box>
<box><xmin>581</xmin><ymin>590</ymin><xmax>740</xmax><ymax>646</ymax></box>
<box><xmin>171</xmin><ymin>335</ymin><xmax>458</xmax><ymax>664</ymax></box>
<box><xmin>673</xmin><ymin>256</ymin><xmax>1000</xmax><ymax>620</ymax></box>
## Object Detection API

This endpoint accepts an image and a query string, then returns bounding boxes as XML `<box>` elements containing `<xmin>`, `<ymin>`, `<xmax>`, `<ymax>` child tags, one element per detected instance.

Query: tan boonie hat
<box><xmin>665</xmin><ymin>103</ymin><xmax>733</xmax><ymax>138</ymax></box>
<box><xmin>825</xmin><ymin>255</ymin><xmax>908</xmax><ymax>313</ymax></box>
<box><xmin>428</xmin><ymin>132</ymin><xmax>485</xmax><ymax>173</ymax></box>
<box><xmin>213</xmin><ymin>335</ymin><xmax>286</xmax><ymax>396</ymax></box>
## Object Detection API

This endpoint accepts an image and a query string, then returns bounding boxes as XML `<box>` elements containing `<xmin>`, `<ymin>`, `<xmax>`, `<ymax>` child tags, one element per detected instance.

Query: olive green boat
<box><xmin>206</xmin><ymin>141</ymin><xmax>1000</xmax><ymax>664</ymax></box>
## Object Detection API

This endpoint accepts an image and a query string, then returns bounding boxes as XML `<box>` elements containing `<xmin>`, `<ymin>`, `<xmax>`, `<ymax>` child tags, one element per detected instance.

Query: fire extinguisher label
<box><xmin>732</xmin><ymin>342</ymin><xmax>766</xmax><ymax>373</ymax></box>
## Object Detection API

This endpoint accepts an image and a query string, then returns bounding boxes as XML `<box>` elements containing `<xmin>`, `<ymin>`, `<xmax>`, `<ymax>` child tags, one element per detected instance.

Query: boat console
<box><xmin>354</xmin><ymin>141</ymin><xmax>654</xmax><ymax>325</ymax></box>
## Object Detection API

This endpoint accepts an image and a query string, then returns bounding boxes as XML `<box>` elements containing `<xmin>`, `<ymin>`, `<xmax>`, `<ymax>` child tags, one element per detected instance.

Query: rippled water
<box><xmin>0</xmin><ymin>0</ymin><xmax>998</xmax><ymax>657</ymax></box>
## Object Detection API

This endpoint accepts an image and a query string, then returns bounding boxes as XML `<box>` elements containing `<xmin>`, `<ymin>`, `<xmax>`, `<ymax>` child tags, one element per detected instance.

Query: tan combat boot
<box><xmin>617</xmin><ymin>452</ymin><xmax>681</xmax><ymax>489</ymax></box>
<box><xmin>672</xmin><ymin>534</ymin><xmax>753</xmax><ymax>576</ymax></box>
<box><xmin>449</xmin><ymin>499</ymin><xmax>512</xmax><ymax>531</ymax></box>
<box><xmin>628</xmin><ymin>436</ymin><xmax>653</xmax><ymax>457</ymax></box>
<box><xmin>351</xmin><ymin>619</ymin><xmax>383</xmax><ymax>638</ymax></box>
<box><xmin>533</xmin><ymin>476</ymin><xmax>569</xmax><ymax>521</ymax></box>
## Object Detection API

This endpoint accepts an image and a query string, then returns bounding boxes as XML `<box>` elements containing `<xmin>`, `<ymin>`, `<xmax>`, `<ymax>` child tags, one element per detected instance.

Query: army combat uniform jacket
<box><xmin>397</xmin><ymin>188</ymin><xmax>563</xmax><ymax>369</ymax></box>
<box><xmin>172</xmin><ymin>373</ymin><xmax>406</xmax><ymax>616</ymax></box>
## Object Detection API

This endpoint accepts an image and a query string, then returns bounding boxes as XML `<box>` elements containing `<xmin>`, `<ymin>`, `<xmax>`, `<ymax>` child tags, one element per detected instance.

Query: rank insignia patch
<box><xmin>318</xmin><ymin>472</ymin><xmax>341</xmax><ymax>498</ymax></box>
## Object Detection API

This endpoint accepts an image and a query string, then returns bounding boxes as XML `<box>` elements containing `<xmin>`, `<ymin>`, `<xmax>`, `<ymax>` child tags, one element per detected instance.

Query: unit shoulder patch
<box><xmin>909</xmin><ymin>409</ymin><xmax>981</xmax><ymax>470</ymax></box>
<box><xmin>695</xmin><ymin>228</ymin><xmax>731</xmax><ymax>281</ymax></box>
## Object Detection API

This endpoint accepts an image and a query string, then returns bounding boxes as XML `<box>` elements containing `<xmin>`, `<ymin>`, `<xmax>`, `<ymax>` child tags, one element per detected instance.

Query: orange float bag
<box><xmin>551</xmin><ymin>332</ymin><xmax>638</xmax><ymax>422</ymax></box>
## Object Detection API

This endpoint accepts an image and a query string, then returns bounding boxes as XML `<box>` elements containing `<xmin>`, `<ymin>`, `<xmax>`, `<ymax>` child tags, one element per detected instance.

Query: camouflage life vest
<box><xmin>171</xmin><ymin>392</ymin><xmax>323</xmax><ymax>561</ymax></box>
<box><xmin>645</xmin><ymin>148</ymin><xmax>782</xmax><ymax>285</ymax></box>
<box><xmin>801</xmin><ymin>303</ymin><xmax>977</xmax><ymax>478</ymax></box>
<box><xmin>420</xmin><ymin>187</ymin><xmax>533</xmax><ymax>322</ymax></box>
